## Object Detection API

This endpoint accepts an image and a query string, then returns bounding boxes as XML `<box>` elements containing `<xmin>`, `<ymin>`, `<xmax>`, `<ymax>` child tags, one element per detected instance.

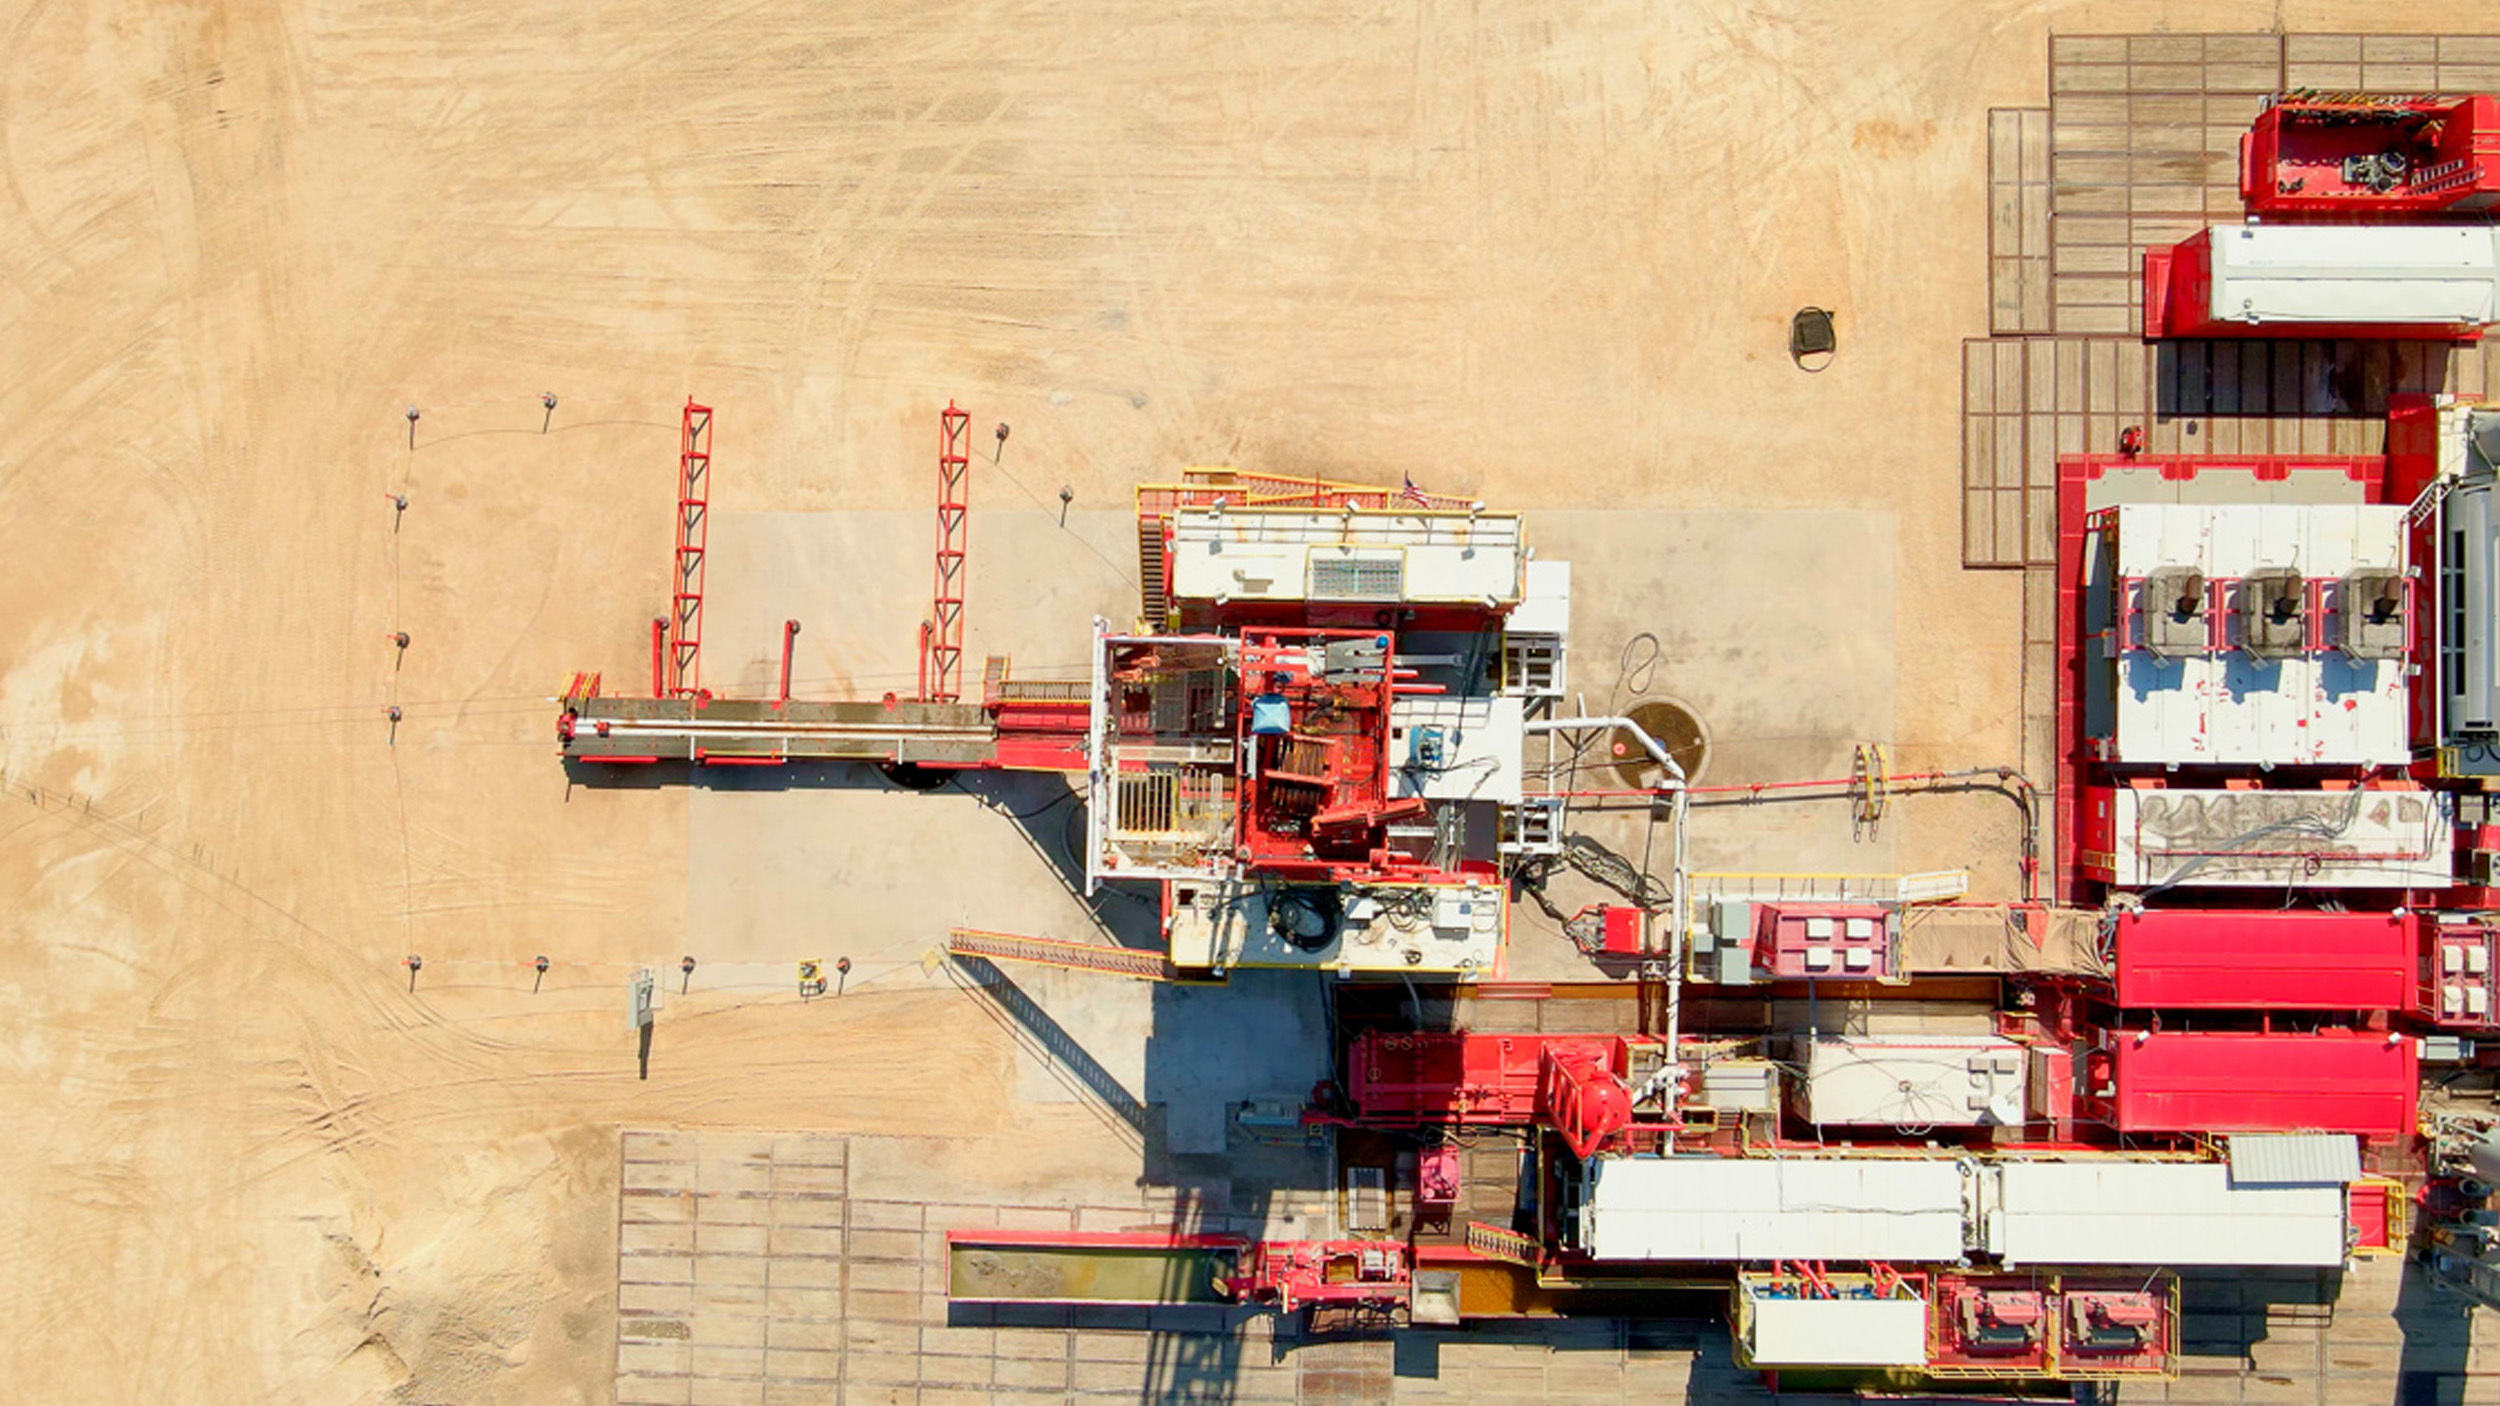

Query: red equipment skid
<box><xmin>1341</xmin><ymin>1031</ymin><xmax>1651</xmax><ymax>1156</ymax></box>
<box><xmin>1927</xmin><ymin>1271</ymin><xmax>2175</xmax><ymax>1380</ymax></box>
<box><xmin>2058</xmin><ymin>1280</ymin><xmax>2170</xmax><ymax>1376</ymax></box>
<box><xmin>1931</xmin><ymin>1274</ymin><xmax>2052</xmax><ymax>1376</ymax></box>
<box><xmin>1347</xmin><ymin>1031</ymin><xmax>1621</xmax><ymax>1125</ymax></box>
<box><xmin>1218</xmin><ymin>1240</ymin><xmax>1410</xmax><ymax>1315</ymax></box>
<box><xmin>2141</xmin><ymin>227</ymin><xmax>2488</xmax><ymax>341</ymax></box>
<box><xmin>2243</xmin><ymin>95</ymin><xmax>2500</xmax><ymax>217</ymax></box>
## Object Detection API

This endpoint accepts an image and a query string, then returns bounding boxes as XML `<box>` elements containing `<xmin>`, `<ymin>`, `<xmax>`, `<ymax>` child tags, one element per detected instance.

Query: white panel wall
<box><xmin>1990</xmin><ymin>1162</ymin><xmax>2345</xmax><ymax>1267</ymax></box>
<box><xmin>1580</xmin><ymin>1157</ymin><xmax>1966</xmax><ymax>1263</ymax></box>
<box><xmin>2207</xmin><ymin>223</ymin><xmax>2500</xmax><ymax>326</ymax></box>
<box><xmin>1746</xmin><ymin>1298</ymin><xmax>1930</xmax><ymax>1367</ymax></box>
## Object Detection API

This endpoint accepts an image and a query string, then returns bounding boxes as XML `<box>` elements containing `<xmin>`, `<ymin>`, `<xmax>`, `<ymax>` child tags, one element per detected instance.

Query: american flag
<box><xmin>1399</xmin><ymin>474</ymin><xmax>1430</xmax><ymax>507</ymax></box>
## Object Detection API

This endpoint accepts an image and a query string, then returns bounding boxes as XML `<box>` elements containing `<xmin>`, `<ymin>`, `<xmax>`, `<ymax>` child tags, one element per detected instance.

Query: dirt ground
<box><xmin>0</xmin><ymin>1</ymin><xmax>2478</xmax><ymax>1402</ymax></box>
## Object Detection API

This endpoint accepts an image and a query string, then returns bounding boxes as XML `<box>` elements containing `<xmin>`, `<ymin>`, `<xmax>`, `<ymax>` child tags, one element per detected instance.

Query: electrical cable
<box><xmin>1512</xmin><ymin>831</ymin><xmax>1672</xmax><ymax>955</ymax></box>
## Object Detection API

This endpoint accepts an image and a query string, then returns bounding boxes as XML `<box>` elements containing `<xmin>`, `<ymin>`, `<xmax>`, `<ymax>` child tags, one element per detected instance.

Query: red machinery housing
<box><xmin>1750</xmin><ymin>901</ymin><xmax>1898</xmax><ymax>981</ymax></box>
<box><xmin>2083</xmin><ymin>1029</ymin><xmax>2418</xmax><ymax>1139</ymax></box>
<box><xmin>1340</xmin><ymin>1031</ymin><xmax>1656</xmax><ymax>1157</ymax></box>
<box><xmin>1219</xmin><ymin>1239</ymin><xmax>1410</xmax><ymax>1315</ymax></box>
<box><xmin>2109</xmin><ymin>909</ymin><xmax>2414</xmax><ymax>1011</ymax></box>
<box><xmin>1235</xmin><ymin>631</ymin><xmax>1426</xmax><ymax>877</ymax></box>
<box><xmin>2243</xmin><ymin>95</ymin><xmax>2500</xmax><ymax>217</ymax></box>
<box><xmin>1927</xmin><ymin>1273</ymin><xmax>2174</xmax><ymax>1380</ymax></box>
<box><xmin>1931</xmin><ymin>1277</ymin><xmax>2051</xmax><ymax>1375</ymax></box>
<box><xmin>2057</xmin><ymin>1281</ymin><xmax>2172</xmax><ymax>1376</ymax></box>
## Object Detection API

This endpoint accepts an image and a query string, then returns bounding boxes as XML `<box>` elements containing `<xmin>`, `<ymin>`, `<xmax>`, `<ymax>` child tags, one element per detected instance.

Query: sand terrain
<box><xmin>0</xmin><ymin>1</ymin><xmax>2475</xmax><ymax>1401</ymax></box>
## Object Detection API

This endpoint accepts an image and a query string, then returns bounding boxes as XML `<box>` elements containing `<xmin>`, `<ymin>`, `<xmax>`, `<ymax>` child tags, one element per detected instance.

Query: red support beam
<box><xmin>667</xmin><ymin>399</ymin><xmax>714</xmax><ymax>698</ymax></box>
<box><xmin>921</xmin><ymin>402</ymin><xmax>971</xmax><ymax>702</ymax></box>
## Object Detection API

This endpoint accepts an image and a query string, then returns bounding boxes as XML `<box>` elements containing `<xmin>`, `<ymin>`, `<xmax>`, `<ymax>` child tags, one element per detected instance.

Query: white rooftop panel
<box><xmin>2206</xmin><ymin>223</ymin><xmax>2500</xmax><ymax>327</ymax></box>
<box><xmin>1165</xmin><ymin>509</ymin><xmax>1523</xmax><ymax>606</ymax></box>
<box><xmin>1992</xmin><ymin>1162</ymin><xmax>2345</xmax><ymax>1267</ymax></box>
<box><xmin>2105</xmin><ymin>503</ymin><xmax>2407</xmax><ymax>767</ymax></box>
<box><xmin>1797</xmin><ymin>1036</ymin><xmax>2026</xmax><ymax>1127</ymax></box>
<box><xmin>1745</xmin><ymin>1298</ymin><xmax>1929</xmax><ymax>1368</ymax></box>
<box><xmin>1580</xmin><ymin>1156</ymin><xmax>1965</xmax><ymax>1263</ymax></box>
<box><xmin>1508</xmin><ymin>559</ymin><xmax>1571</xmax><ymax>636</ymax></box>
<box><xmin>2093</xmin><ymin>785</ymin><xmax>2452</xmax><ymax>889</ymax></box>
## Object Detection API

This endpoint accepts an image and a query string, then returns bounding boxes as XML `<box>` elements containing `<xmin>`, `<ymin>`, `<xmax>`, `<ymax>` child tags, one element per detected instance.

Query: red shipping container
<box><xmin>2103</xmin><ymin>1031</ymin><xmax>2417</xmax><ymax>1138</ymax></box>
<box><xmin>2111</xmin><ymin>910</ymin><xmax>2413</xmax><ymax>1011</ymax></box>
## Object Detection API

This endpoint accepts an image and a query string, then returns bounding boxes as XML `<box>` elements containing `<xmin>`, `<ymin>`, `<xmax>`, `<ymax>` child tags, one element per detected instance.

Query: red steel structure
<box><xmin>920</xmin><ymin>402</ymin><xmax>972</xmax><ymax>703</ymax></box>
<box><xmin>667</xmin><ymin>399</ymin><xmax>713</xmax><ymax>698</ymax></box>
<box><xmin>2243</xmin><ymin>95</ymin><xmax>2500</xmax><ymax>217</ymax></box>
<box><xmin>2085</xmin><ymin>1029</ymin><xmax>2418</xmax><ymax>1139</ymax></box>
<box><xmin>2109</xmin><ymin>910</ymin><xmax>2413</xmax><ymax>1011</ymax></box>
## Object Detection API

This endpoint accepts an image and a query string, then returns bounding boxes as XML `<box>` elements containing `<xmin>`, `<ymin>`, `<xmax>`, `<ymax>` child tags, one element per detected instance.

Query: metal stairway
<box><xmin>1136</xmin><ymin>518</ymin><xmax>1170</xmax><ymax>630</ymax></box>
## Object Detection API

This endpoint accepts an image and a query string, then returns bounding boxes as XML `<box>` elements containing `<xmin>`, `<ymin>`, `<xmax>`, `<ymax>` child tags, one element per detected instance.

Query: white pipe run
<box><xmin>1524</xmin><ymin>716</ymin><xmax>1687</xmax><ymax>789</ymax></box>
<box><xmin>1521</xmin><ymin>716</ymin><xmax>1690</xmax><ymax>1111</ymax></box>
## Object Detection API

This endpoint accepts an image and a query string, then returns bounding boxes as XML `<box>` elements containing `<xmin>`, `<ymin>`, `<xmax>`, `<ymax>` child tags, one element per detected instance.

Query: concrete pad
<box><xmin>1526</xmin><ymin>509</ymin><xmax>1897</xmax><ymax>802</ymax></box>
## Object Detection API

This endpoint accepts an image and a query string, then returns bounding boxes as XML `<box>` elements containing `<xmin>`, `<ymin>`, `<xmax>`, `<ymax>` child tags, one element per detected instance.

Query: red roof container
<box><xmin>2103</xmin><ymin>1030</ymin><xmax>2417</xmax><ymax>1138</ymax></box>
<box><xmin>2111</xmin><ymin>910</ymin><xmax>2413</xmax><ymax>1011</ymax></box>
<box><xmin>2242</xmin><ymin>96</ymin><xmax>2500</xmax><ymax>218</ymax></box>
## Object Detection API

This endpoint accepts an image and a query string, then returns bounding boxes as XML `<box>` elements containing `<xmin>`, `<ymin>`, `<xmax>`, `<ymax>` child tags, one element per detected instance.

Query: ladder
<box><xmin>2408</xmin><ymin>470</ymin><xmax>2457</xmax><ymax>529</ymax></box>
<box><xmin>1850</xmin><ymin>742</ymin><xmax>1890</xmax><ymax>840</ymax></box>
<box><xmin>946</xmin><ymin>928</ymin><xmax>1178</xmax><ymax>982</ymax></box>
<box><xmin>1136</xmin><ymin>518</ymin><xmax>1170</xmax><ymax>630</ymax></box>
<box><xmin>1464</xmin><ymin>1221</ymin><xmax>1539</xmax><ymax>1267</ymax></box>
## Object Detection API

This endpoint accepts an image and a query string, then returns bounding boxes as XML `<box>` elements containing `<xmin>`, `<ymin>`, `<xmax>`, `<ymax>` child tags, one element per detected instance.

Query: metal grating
<box><xmin>1308</xmin><ymin>554</ymin><xmax>1405</xmax><ymax>601</ymax></box>
<box><xmin>1348</xmin><ymin>1166</ymin><xmax>1389</xmax><ymax>1233</ymax></box>
<box><xmin>2046</xmin><ymin>34</ymin><xmax>2282</xmax><ymax>336</ymax></box>
<box><xmin>1962</xmin><ymin>335</ymin><xmax>2497</xmax><ymax>568</ymax></box>
<box><xmin>1964</xmin><ymin>337</ymin><xmax>2149</xmax><ymax>568</ymax></box>
<box><xmin>2227</xmin><ymin>1132</ymin><xmax>2363</xmax><ymax>1187</ymax></box>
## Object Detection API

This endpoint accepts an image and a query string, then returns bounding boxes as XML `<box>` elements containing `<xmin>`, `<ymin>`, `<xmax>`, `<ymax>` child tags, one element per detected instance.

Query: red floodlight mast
<box><xmin>920</xmin><ymin>402</ymin><xmax>971</xmax><ymax>702</ymax></box>
<box><xmin>667</xmin><ymin>399</ymin><xmax>713</xmax><ymax>697</ymax></box>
